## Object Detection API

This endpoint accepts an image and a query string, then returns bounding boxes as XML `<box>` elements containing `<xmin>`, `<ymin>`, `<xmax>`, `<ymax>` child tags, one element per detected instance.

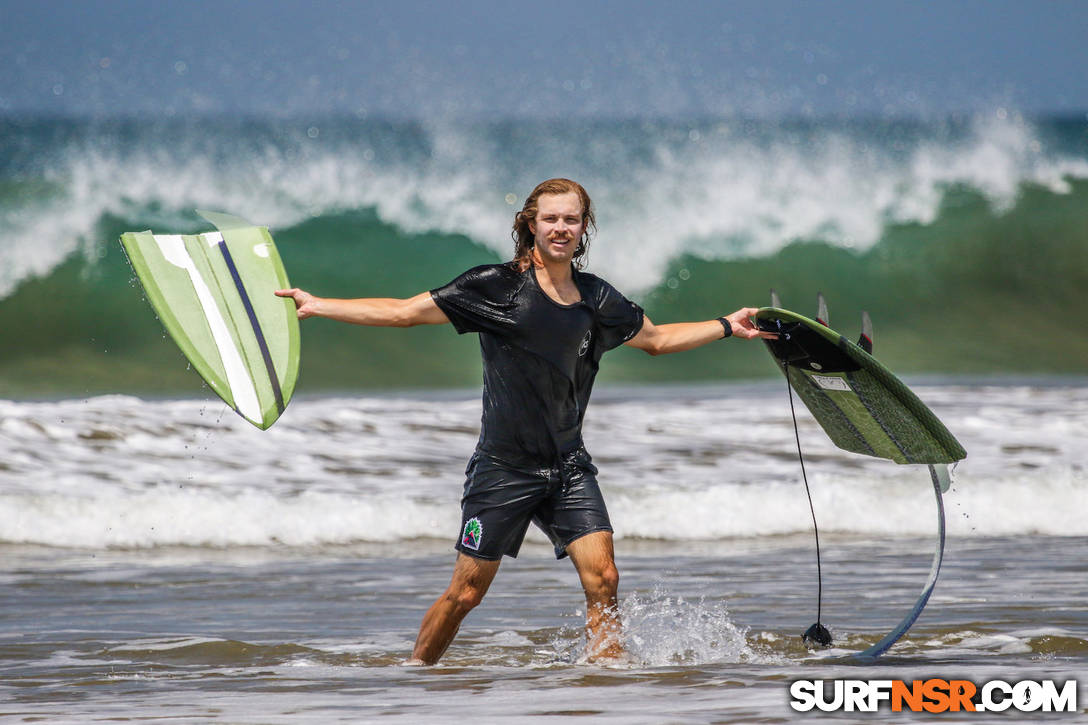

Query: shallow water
<box><xmin>3</xmin><ymin>535</ymin><xmax>1086</xmax><ymax>723</ymax></box>
<box><xmin>2</xmin><ymin>381</ymin><xmax>1087</xmax><ymax>721</ymax></box>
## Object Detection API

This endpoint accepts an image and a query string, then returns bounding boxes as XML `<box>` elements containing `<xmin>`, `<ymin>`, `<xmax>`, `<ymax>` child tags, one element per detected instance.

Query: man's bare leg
<box><xmin>566</xmin><ymin>530</ymin><xmax>623</xmax><ymax>661</ymax></box>
<box><xmin>406</xmin><ymin>552</ymin><xmax>501</xmax><ymax>665</ymax></box>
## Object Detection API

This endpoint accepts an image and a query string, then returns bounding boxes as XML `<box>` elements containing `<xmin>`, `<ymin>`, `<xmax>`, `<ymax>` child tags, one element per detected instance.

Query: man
<box><xmin>276</xmin><ymin>178</ymin><xmax>773</xmax><ymax>665</ymax></box>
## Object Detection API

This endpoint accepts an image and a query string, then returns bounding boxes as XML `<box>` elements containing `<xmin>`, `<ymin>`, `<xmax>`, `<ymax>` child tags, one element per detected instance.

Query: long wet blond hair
<box><xmin>511</xmin><ymin>178</ymin><xmax>596</xmax><ymax>271</ymax></box>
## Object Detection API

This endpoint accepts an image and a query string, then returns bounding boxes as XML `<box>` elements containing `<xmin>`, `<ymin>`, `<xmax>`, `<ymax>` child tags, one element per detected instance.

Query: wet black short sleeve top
<box><xmin>431</xmin><ymin>263</ymin><xmax>644</xmax><ymax>467</ymax></box>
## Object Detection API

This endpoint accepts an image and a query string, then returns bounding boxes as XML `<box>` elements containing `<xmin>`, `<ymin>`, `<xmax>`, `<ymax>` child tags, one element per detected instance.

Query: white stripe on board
<box><xmin>153</xmin><ymin>234</ymin><xmax>262</xmax><ymax>423</ymax></box>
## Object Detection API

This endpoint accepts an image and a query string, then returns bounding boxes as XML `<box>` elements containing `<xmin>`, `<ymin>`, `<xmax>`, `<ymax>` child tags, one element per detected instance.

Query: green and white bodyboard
<box><xmin>120</xmin><ymin>211</ymin><xmax>300</xmax><ymax>429</ymax></box>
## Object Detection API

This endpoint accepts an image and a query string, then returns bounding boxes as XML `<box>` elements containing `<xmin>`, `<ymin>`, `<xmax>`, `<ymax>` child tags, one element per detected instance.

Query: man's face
<box><xmin>529</xmin><ymin>192</ymin><xmax>585</xmax><ymax>266</ymax></box>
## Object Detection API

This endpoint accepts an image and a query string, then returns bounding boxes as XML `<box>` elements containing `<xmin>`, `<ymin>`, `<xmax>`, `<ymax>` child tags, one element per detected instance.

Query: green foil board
<box><xmin>756</xmin><ymin>307</ymin><xmax>965</xmax><ymax>465</ymax></box>
<box><xmin>120</xmin><ymin>212</ymin><xmax>300</xmax><ymax>429</ymax></box>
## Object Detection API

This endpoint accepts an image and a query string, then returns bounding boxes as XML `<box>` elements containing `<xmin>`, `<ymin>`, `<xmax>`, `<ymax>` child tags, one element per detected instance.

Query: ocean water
<box><xmin>2</xmin><ymin>113</ymin><xmax>1088</xmax><ymax>395</ymax></box>
<box><xmin>2</xmin><ymin>382</ymin><xmax>1087</xmax><ymax>721</ymax></box>
<box><xmin>2</xmin><ymin>112</ymin><xmax>1087</xmax><ymax>720</ymax></box>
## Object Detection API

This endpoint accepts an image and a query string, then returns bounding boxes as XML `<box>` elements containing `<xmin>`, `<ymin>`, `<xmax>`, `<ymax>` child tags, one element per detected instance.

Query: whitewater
<box><xmin>3</xmin><ymin>112</ymin><xmax>1088</xmax><ymax>299</ymax></box>
<box><xmin>3</xmin><ymin>381</ymin><xmax>1085</xmax><ymax>549</ymax></box>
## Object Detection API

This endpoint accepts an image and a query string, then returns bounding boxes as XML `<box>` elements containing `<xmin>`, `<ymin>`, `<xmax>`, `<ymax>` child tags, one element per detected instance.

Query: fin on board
<box><xmin>816</xmin><ymin>292</ymin><xmax>828</xmax><ymax>327</ymax></box>
<box><xmin>858</xmin><ymin>311</ymin><xmax>873</xmax><ymax>354</ymax></box>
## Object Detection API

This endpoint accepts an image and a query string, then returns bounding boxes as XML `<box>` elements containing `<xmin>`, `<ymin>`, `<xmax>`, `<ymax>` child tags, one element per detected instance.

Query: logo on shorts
<box><xmin>462</xmin><ymin>517</ymin><xmax>483</xmax><ymax>551</ymax></box>
<box><xmin>578</xmin><ymin>330</ymin><xmax>592</xmax><ymax>357</ymax></box>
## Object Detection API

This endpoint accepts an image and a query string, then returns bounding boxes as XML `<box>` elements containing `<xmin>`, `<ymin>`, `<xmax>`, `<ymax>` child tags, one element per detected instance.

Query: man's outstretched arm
<box><xmin>624</xmin><ymin>307</ymin><xmax>775</xmax><ymax>356</ymax></box>
<box><xmin>274</xmin><ymin>288</ymin><xmax>450</xmax><ymax>327</ymax></box>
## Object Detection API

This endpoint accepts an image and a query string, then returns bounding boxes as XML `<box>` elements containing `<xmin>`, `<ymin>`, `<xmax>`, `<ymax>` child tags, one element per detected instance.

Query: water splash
<box><xmin>545</xmin><ymin>584</ymin><xmax>777</xmax><ymax>667</ymax></box>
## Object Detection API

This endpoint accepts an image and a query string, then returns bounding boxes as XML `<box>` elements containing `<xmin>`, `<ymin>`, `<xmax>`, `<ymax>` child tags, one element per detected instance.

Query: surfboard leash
<box><xmin>784</xmin><ymin>361</ymin><xmax>833</xmax><ymax>648</ymax></box>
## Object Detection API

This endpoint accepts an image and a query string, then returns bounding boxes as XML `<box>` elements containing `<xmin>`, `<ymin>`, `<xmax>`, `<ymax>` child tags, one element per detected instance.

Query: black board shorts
<box><xmin>456</xmin><ymin>448</ymin><xmax>612</xmax><ymax>561</ymax></box>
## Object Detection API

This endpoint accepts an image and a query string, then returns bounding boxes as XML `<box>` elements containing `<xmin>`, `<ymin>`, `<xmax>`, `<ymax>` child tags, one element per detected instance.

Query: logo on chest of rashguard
<box><xmin>578</xmin><ymin>330</ymin><xmax>592</xmax><ymax>357</ymax></box>
<box><xmin>462</xmin><ymin>517</ymin><xmax>483</xmax><ymax>550</ymax></box>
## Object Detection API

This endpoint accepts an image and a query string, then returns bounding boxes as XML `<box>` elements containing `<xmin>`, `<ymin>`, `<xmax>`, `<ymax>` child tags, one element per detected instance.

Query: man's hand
<box><xmin>275</xmin><ymin>288</ymin><xmax>321</xmax><ymax>319</ymax></box>
<box><xmin>723</xmin><ymin>307</ymin><xmax>777</xmax><ymax>340</ymax></box>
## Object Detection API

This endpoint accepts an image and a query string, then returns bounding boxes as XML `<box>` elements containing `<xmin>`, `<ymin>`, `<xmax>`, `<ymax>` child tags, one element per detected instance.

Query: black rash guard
<box><xmin>430</xmin><ymin>263</ymin><xmax>644</xmax><ymax>469</ymax></box>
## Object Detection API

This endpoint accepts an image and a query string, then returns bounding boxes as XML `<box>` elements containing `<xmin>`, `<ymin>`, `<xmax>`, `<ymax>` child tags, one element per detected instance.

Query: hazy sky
<box><xmin>3</xmin><ymin>0</ymin><xmax>1086</xmax><ymax>119</ymax></box>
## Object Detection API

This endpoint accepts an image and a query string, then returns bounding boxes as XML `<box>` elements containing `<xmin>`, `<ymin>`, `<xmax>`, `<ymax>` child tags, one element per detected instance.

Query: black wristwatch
<box><xmin>717</xmin><ymin>317</ymin><xmax>733</xmax><ymax>339</ymax></box>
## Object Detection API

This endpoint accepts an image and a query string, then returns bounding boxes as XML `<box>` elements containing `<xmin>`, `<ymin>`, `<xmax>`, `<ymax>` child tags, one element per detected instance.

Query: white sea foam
<box><xmin>1</xmin><ymin>383</ymin><xmax>1085</xmax><ymax>549</ymax></box>
<box><xmin>2</xmin><ymin>115</ymin><xmax>1087</xmax><ymax>297</ymax></box>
